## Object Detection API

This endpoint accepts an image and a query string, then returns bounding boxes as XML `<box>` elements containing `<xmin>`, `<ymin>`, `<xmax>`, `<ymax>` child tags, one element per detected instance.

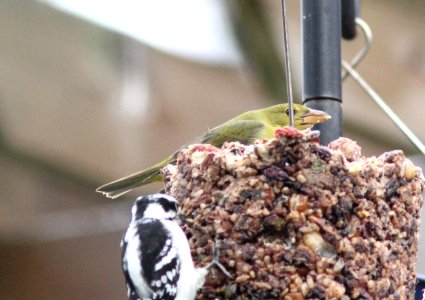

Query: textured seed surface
<box><xmin>162</xmin><ymin>128</ymin><xmax>424</xmax><ymax>300</ymax></box>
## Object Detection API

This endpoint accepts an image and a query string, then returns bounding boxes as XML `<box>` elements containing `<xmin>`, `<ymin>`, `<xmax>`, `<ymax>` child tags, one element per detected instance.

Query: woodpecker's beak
<box><xmin>301</xmin><ymin>108</ymin><xmax>331</xmax><ymax>125</ymax></box>
<box><xmin>176</xmin><ymin>213</ymin><xmax>190</xmax><ymax>226</ymax></box>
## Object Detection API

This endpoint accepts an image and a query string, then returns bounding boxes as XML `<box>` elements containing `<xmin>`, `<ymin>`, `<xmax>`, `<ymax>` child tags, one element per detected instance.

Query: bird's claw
<box><xmin>207</xmin><ymin>242</ymin><xmax>233</xmax><ymax>278</ymax></box>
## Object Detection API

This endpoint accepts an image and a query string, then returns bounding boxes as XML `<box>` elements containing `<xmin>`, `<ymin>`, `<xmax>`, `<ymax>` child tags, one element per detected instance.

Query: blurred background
<box><xmin>0</xmin><ymin>0</ymin><xmax>424</xmax><ymax>299</ymax></box>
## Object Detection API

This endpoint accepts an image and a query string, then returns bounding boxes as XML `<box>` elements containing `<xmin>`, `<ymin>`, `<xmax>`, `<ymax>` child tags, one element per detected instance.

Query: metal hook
<box><xmin>342</xmin><ymin>18</ymin><xmax>373</xmax><ymax>81</ymax></box>
<box><xmin>342</xmin><ymin>60</ymin><xmax>425</xmax><ymax>156</ymax></box>
<box><xmin>342</xmin><ymin>18</ymin><xmax>425</xmax><ymax>156</ymax></box>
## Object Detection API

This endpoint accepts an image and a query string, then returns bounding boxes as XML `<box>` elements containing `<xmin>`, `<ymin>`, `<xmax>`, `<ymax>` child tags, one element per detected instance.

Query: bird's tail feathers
<box><xmin>96</xmin><ymin>158</ymin><xmax>172</xmax><ymax>198</ymax></box>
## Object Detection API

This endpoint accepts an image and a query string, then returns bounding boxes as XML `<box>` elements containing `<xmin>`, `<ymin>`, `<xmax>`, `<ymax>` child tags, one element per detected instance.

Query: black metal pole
<box><xmin>341</xmin><ymin>0</ymin><xmax>360</xmax><ymax>40</ymax></box>
<box><xmin>302</xmin><ymin>0</ymin><xmax>342</xmax><ymax>145</ymax></box>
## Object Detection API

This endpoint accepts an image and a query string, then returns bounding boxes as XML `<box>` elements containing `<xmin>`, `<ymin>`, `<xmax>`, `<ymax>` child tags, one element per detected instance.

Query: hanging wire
<box><xmin>342</xmin><ymin>60</ymin><xmax>425</xmax><ymax>156</ymax></box>
<box><xmin>280</xmin><ymin>0</ymin><xmax>294</xmax><ymax>126</ymax></box>
<box><xmin>341</xmin><ymin>18</ymin><xmax>425</xmax><ymax>156</ymax></box>
<box><xmin>342</xmin><ymin>18</ymin><xmax>373</xmax><ymax>81</ymax></box>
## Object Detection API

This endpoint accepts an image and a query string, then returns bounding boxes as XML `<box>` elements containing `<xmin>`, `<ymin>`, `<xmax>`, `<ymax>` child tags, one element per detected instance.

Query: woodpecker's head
<box><xmin>131</xmin><ymin>193</ymin><xmax>179</xmax><ymax>221</ymax></box>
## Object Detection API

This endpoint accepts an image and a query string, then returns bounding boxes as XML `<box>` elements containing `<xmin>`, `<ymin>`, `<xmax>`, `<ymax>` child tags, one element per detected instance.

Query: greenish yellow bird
<box><xmin>97</xmin><ymin>103</ymin><xmax>330</xmax><ymax>198</ymax></box>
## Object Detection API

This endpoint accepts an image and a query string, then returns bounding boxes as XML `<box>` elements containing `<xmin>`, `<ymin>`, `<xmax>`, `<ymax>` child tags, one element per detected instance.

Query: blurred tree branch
<box><xmin>226</xmin><ymin>0</ymin><xmax>287</xmax><ymax>101</ymax></box>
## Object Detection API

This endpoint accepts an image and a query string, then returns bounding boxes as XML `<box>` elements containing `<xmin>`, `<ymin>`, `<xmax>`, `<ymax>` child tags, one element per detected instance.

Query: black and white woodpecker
<box><xmin>121</xmin><ymin>193</ymin><xmax>230</xmax><ymax>300</ymax></box>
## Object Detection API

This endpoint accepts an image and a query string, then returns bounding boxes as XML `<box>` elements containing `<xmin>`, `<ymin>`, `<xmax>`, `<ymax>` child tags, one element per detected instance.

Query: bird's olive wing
<box><xmin>201</xmin><ymin>120</ymin><xmax>265</xmax><ymax>147</ymax></box>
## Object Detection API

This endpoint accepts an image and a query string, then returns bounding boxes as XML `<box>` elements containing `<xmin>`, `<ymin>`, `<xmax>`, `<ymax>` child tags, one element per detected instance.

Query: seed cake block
<box><xmin>163</xmin><ymin>127</ymin><xmax>424</xmax><ymax>299</ymax></box>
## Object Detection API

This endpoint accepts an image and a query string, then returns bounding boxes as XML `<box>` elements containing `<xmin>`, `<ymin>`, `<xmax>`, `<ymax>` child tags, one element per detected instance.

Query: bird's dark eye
<box><xmin>157</xmin><ymin>196</ymin><xmax>178</xmax><ymax>213</ymax></box>
<box><xmin>284</xmin><ymin>108</ymin><xmax>297</xmax><ymax>115</ymax></box>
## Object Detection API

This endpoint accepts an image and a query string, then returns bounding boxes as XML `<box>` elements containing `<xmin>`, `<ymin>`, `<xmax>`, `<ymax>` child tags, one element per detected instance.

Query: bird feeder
<box><xmin>118</xmin><ymin>1</ymin><xmax>425</xmax><ymax>299</ymax></box>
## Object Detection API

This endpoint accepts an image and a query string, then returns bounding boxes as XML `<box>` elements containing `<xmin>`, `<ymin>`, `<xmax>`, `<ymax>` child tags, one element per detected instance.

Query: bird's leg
<box><xmin>206</xmin><ymin>243</ymin><xmax>233</xmax><ymax>278</ymax></box>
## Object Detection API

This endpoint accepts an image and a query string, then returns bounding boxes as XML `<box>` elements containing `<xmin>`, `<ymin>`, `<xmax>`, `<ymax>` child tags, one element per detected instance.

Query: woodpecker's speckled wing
<box><xmin>140</xmin><ymin>220</ymin><xmax>181</xmax><ymax>300</ymax></box>
<box><xmin>122</xmin><ymin>219</ymin><xmax>181</xmax><ymax>300</ymax></box>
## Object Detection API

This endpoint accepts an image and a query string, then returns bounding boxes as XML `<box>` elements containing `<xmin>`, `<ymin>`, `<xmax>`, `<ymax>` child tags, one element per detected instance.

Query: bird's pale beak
<box><xmin>301</xmin><ymin>108</ymin><xmax>331</xmax><ymax>125</ymax></box>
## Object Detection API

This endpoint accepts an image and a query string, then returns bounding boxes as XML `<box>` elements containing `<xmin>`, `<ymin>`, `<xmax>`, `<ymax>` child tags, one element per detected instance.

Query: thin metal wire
<box><xmin>280</xmin><ymin>0</ymin><xmax>294</xmax><ymax>126</ymax></box>
<box><xmin>342</xmin><ymin>60</ymin><xmax>425</xmax><ymax>156</ymax></box>
<box><xmin>342</xmin><ymin>18</ymin><xmax>373</xmax><ymax>81</ymax></box>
